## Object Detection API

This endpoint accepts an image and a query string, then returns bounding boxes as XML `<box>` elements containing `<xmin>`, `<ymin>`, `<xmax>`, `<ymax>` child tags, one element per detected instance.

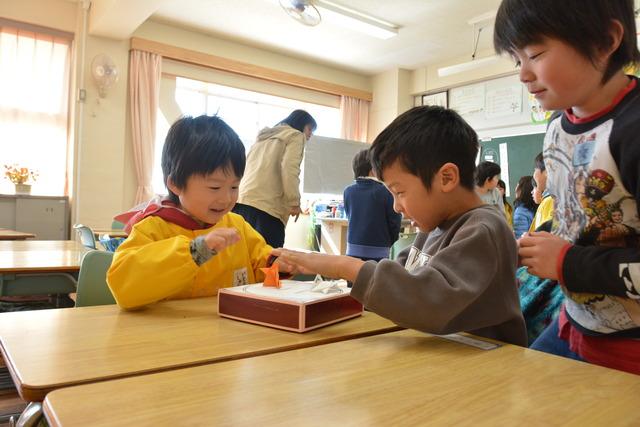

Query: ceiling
<box><xmin>149</xmin><ymin>0</ymin><xmax>505</xmax><ymax>75</ymax></box>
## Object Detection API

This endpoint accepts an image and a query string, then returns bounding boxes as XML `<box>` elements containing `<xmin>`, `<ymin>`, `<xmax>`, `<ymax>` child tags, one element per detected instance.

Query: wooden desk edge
<box><xmin>0</xmin><ymin>266</ymin><xmax>81</xmax><ymax>274</ymax></box>
<box><xmin>0</xmin><ymin>339</ymin><xmax>27</xmax><ymax>401</ymax></box>
<box><xmin>14</xmin><ymin>324</ymin><xmax>404</xmax><ymax>402</ymax></box>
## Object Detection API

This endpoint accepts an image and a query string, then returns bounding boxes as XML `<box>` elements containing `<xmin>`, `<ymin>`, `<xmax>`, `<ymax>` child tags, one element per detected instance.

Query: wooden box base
<box><xmin>218</xmin><ymin>281</ymin><xmax>363</xmax><ymax>332</ymax></box>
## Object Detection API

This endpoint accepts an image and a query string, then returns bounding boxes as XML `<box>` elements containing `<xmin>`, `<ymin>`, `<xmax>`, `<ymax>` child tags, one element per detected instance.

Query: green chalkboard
<box><xmin>479</xmin><ymin>133</ymin><xmax>544</xmax><ymax>204</ymax></box>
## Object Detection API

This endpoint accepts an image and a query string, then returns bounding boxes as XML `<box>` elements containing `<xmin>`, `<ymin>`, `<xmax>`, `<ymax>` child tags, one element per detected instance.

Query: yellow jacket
<box><xmin>107</xmin><ymin>212</ymin><xmax>271</xmax><ymax>309</ymax></box>
<box><xmin>530</xmin><ymin>196</ymin><xmax>554</xmax><ymax>232</ymax></box>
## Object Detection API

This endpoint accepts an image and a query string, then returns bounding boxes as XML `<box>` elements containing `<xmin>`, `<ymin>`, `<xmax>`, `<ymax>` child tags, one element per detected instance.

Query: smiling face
<box><xmin>168</xmin><ymin>167</ymin><xmax>240</xmax><ymax>225</ymax></box>
<box><xmin>382</xmin><ymin>160</ymin><xmax>448</xmax><ymax>232</ymax></box>
<box><xmin>512</xmin><ymin>37</ymin><xmax>608</xmax><ymax>116</ymax></box>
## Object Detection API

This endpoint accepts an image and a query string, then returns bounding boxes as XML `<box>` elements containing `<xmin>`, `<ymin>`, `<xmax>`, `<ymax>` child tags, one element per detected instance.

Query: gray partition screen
<box><xmin>303</xmin><ymin>136</ymin><xmax>369</xmax><ymax>195</ymax></box>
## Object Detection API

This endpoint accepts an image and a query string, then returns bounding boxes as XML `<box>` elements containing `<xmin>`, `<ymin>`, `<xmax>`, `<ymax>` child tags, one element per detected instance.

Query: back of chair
<box><xmin>390</xmin><ymin>232</ymin><xmax>418</xmax><ymax>260</ymax></box>
<box><xmin>111</xmin><ymin>220</ymin><xmax>125</xmax><ymax>230</ymax></box>
<box><xmin>73</xmin><ymin>224</ymin><xmax>97</xmax><ymax>250</ymax></box>
<box><xmin>75</xmin><ymin>250</ymin><xmax>116</xmax><ymax>307</ymax></box>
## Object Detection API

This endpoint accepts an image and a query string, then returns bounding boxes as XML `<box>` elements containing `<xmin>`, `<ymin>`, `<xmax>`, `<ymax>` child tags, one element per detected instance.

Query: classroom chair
<box><xmin>390</xmin><ymin>232</ymin><xmax>417</xmax><ymax>260</ymax></box>
<box><xmin>73</xmin><ymin>224</ymin><xmax>97</xmax><ymax>250</ymax></box>
<box><xmin>111</xmin><ymin>219</ymin><xmax>125</xmax><ymax>230</ymax></box>
<box><xmin>74</xmin><ymin>250</ymin><xmax>116</xmax><ymax>307</ymax></box>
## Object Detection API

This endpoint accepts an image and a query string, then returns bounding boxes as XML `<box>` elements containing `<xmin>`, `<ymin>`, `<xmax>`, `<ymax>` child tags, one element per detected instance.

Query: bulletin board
<box><xmin>449</xmin><ymin>74</ymin><xmax>549</xmax><ymax>131</ymax></box>
<box><xmin>480</xmin><ymin>133</ymin><xmax>544</xmax><ymax>203</ymax></box>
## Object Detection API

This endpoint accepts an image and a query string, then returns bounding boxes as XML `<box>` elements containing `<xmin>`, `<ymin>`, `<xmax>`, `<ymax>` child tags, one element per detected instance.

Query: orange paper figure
<box><xmin>260</xmin><ymin>263</ymin><xmax>281</xmax><ymax>288</ymax></box>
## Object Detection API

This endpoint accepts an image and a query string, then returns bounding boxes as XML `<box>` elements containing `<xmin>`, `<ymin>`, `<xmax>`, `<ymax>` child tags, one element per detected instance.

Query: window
<box><xmin>0</xmin><ymin>23</ymin><xmax>71</xmax><ymax>196</ymax></box>
<box><xmin>152</xmin><ymin>77</ymin><xmax>341</xmax><ymax>195</ymax></box>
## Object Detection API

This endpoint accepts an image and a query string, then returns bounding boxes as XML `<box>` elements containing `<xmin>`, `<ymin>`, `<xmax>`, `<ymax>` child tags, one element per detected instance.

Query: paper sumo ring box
<box><xmin>218</xmin><ymin>278</ymin><xmax>363</xmax><ymax>333</ymax></box>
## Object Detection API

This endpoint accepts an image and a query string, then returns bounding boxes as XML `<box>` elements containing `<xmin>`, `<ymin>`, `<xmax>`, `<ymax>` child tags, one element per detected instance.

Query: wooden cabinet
<box><xmin>0</xmin><ymin>195</ymin><xmax>69</xmax><ymax>240</ymax></box>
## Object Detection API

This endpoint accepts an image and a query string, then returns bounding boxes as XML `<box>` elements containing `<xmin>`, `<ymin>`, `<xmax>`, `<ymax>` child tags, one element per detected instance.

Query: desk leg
<box><xmin>10</xmin><ymin>402</ymin><xmax>42</xmax><ymax>427</ymax></box>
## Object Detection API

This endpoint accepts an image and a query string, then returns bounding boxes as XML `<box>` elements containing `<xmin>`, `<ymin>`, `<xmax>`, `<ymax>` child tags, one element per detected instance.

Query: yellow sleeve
<box><xmin>530</xmin><ymin>196</ymin><xmax>554</xmax><ymax>232</ymax></box>
<box><xmin>240</xmin><ymin>217</ymin><xmax>273</xmax><ymax>282</ymax></box>
<box><xmin>107</xmin><ymin>217</ymin><xmax>199</xmax><ymax>309</ymax></box>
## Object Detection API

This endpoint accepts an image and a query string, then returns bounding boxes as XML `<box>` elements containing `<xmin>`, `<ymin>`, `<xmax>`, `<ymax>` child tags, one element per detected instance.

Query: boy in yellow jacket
<box><xmin>108</xmin><ymin>115</ymin><xmax>283</xmax><ymax>309</ymax></box>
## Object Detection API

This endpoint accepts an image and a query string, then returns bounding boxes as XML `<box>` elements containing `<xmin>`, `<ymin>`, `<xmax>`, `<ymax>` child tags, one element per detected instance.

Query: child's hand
<box><xmin>204</xmin><ymin>228</ymin><xmax>240</xmax><ymax>252</ymax></box>
<box><xmin>271</xmin><ymin>249</ymin><xmax>365</xmax><ymax>282</ymax></box>
<box><xmin>518</xmin><ymin>231</ymin><xmax>570</xmax><ymax>280</ymax></box>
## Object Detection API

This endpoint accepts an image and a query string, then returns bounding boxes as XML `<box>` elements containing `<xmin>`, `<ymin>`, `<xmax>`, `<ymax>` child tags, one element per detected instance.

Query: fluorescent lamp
<box><xmin>315</xmin><ymin>0</ymin><xmax>399</xmax><ymax>40</ymax></box>
<box><xmin>437</xmin><ymin>55</ymin><xmax>500</xmax><ymax>77</ymax></box>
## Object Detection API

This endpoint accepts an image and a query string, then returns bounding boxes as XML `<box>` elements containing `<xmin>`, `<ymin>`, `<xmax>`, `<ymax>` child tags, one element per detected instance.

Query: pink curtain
<box><xmin>340</xmin><ymin>96</ymin><xmax>370</xmax><ymax>142</ymax></box>
<box><xmin>129</xmin><ymin>49</ymin><xmax>161</xmax><ymax>204</ymax></box>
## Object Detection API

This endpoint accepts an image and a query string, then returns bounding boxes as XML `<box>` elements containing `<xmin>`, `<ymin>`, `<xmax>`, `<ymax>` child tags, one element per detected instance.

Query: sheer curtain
<box><xmin>0</xmin><ymin>24</ymin><xmax>71</xmax><ymax>195</ymax></box>
<box><xmin>129</xmin><ymin>49</ymin><xmax>161</xmax><ymax>204</ymax></box>
<box><xmin>340</xmin><ymin>96</ymin><xmax>369</xmax><ymax>143</ymax></box>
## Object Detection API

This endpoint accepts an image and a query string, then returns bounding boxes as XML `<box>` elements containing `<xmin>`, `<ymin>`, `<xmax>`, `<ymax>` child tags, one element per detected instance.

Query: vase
<box><xmin>14</xmin><ymin>184</ymin><xmax>31</xmax><ymax>195</ymax></box>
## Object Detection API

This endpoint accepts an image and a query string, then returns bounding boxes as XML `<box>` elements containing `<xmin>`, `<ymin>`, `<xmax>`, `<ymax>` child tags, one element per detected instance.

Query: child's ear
<box><xmin>602</xmin><ymin>19</ymin><xmax>625</xmax><ymax>61</ymax></box>
<box><xmin>166</xmin><ymin>176</ymin><xmax>181</xmax><ymax>196</ymax></box>
<box><xmin>438</xmin><ymin>163</ymin><xmax>459</xmax><ymax>192</ymax></box>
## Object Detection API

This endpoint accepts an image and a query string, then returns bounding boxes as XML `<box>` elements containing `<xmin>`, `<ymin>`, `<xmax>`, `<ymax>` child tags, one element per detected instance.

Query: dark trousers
<box><xmin>233</xmin><ymin>203</ymin><xmax>285</xmax><ymax>248</ymax></box>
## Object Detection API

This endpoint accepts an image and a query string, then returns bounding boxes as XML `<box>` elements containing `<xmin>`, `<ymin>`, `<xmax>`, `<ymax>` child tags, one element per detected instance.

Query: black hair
<box><xmin>494</xmin><ymin>0</ymin><xmax>640</xmax><ymax>83</ymax></box>
<box><xmin>369</xmin><ymin>106</ymin><xmax>478</xmax><ymax>191</ymax></box>
<box><xmin>497</xmin><ymin>179</ymin><xmax>509</xmax><ymax>205</ymax></box>
<box><xmin>277</xmin><ymin>109</ymin><xmax>317</xmax><ymax>133</ymax></box>
<box><xmin>534</xmin><ymin>152</ymin><xmax>545</xmax><ymax>172</ymax></box>
<box><xmin>475</xmin><ymin>161</ymin><xmax>501</xmax><ymax>187</ymax></box>
<box><xmin>515</xmin><ymin>175</ymin><xmax>537</xmax><ymax>211</ymax></box>
<box><xmin>352</xmin><ymin>149</ymin><xmax>371</xmax><ymax>179</ymax></box>
<box><xmin>162</xmin><ymin>115</ymin><xmax>245</xmax><ymax>204</ymax></box>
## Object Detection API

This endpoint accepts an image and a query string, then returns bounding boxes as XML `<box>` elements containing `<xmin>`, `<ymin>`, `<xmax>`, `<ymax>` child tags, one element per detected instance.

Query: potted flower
<box><xmin>4</xmin><ymin>164</ymin><xmax>38</xmax><ymax>194</ymax></box>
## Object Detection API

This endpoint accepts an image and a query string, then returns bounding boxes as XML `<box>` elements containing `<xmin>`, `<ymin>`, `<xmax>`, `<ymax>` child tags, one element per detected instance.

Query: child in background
<box><xmin>274</xmin><ymin>106</ymin><xmax>527</xmax><ymax>346</ymax></box>
<box><xmin>497</xmin><ymin>179</ymin><xmax>513</xmax><ymax>227</ymax></box>
<box><xmin>108</xmin><ymin>115</ymin><xmax>285</xmax><ymax>309</ymax></box>
<box><xmin>343</xmin><ymin>149</ymin><xmax>402</xmax><ymax>262</ymax></box>
<box><xmin>529</xmin><ymin>152</ymin><xmax>553</xmax><ymax>232</ymax></box>
<box><xmin>495</xmin><ymin>0</ymin><xmax>640</xmax><ymax>373</ymax></box>
<box><xmin>475</xmin><ymin>161</ymin><xmax>505</xmax><ymax>215</ymax></box>
<box><xmin>512</xmin><ymin>175</ymin><xmax>537</xmax><ymax>238</ymax></box>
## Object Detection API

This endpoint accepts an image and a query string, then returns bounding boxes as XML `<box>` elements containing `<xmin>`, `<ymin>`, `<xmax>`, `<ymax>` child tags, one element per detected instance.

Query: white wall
<box><xmin>367</xmin><ymin>68</ymin><xmax>413</xmax><ymax>142</ymax></box>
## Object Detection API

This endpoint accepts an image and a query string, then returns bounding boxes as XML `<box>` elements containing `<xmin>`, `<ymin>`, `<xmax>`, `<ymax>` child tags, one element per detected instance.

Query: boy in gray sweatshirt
<box><xmin>274</xmin><ymin>106</ymin><xmax>526</xmax><ymax>346</ymax></box>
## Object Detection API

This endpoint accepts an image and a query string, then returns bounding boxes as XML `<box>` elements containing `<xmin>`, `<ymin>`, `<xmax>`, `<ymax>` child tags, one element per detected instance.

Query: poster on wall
<box><xmin>485</xmin><ymin>85</ymin><xmax>522</xmax><ymax>119</ymax></box>
<box><xmin>528</xmin><ymin>93</ymin><xmax>553</xmax><ymax>124</ymax></box>
<box><xmin>422</xmin><ymin>91</ymin><xmax>448</xmax><ymax>108</ymax></box>
<box><xmin>449</xmin><ymin>84</ymin><xmax>485</xmax><ymax>115</ymax></box>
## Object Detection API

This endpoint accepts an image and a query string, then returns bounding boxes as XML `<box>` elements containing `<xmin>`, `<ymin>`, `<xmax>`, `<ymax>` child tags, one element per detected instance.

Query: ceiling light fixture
<box><xmin>315</xmin><ymin>0</ymin><xmax>399</xmax><ymax>40</ymax></box>
<box><xmin>276</xmin><ymin>0</ymin><xmax>399</xmax><ymax>39</ymax></box>
<box><xmin>437</xmin><ymin>11</ymin><xmax>498</xmax><ymax>77</ymax></box>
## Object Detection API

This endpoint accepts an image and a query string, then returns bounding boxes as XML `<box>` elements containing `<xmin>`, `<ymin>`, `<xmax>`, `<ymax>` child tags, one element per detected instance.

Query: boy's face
<box><xmin>513</xmin><ymin>37</ymin><xmax>607</xmax><ymax>115</ymax></box>
<box><xmin>533</xmin><ymin>168</ymin><xmax>547</xmax><ymax>193</ymax></box>
<box><xmin>382</xmin><ymin>160</ymin><xmax>445</xmax><ymax>232</ymax></box>
<box><xmin>169</xmin><ymin>168</ymin><xmax>240</xmax><ymax>225</ymax></box>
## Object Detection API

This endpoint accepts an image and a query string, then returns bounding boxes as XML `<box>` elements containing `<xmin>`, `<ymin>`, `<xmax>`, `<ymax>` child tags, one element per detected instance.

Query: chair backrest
<box><xmin>75</xmin><ymin>250</ymin><xmax>116</xmax><ymax>307</ymax></box>
<box><xmin>73</xmin><ymin>224</ymin><xmax>97</xmax><ymax>250</ymax></box>
<box><xmin>390</xmin><ymin>232</ymin><xmax>418</xmax><ymax>260</ymax></box>
<box><xmin>111</xmin><ymin>220</ymin><xmax>125</xmax><ymax>230</ymax></box>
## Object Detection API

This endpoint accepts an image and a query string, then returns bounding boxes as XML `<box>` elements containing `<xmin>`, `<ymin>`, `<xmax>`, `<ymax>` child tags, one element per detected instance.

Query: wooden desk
<box><xmin>92</xmin><ymin>229</ymin><xmax>127</xmax><ymax>239</ymax></box>
<box><xmin>0</xmin><ymin>240</ymin><xmax>87</xmax><ymax>274</ymax></box>
<box><xmin>42</xmin><ymin>329</ymin><xmax>640</xmax><ymax>427</ymax></box>
<box><xmin>0</xmin><ymin>229</ymin><xmax>35</xmax><ymax>240</ymax></box>
<box><xmin>0</xmin><ymin>297</ymin><xmax>400</xmax><ymax>402</ymax></box>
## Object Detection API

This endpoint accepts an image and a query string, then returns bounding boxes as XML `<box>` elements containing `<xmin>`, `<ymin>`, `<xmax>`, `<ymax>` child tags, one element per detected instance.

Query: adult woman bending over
<box><xmin>234</xmin><ymin>110</ymin><xmax>317</xmax><ymax>247</ymax></box>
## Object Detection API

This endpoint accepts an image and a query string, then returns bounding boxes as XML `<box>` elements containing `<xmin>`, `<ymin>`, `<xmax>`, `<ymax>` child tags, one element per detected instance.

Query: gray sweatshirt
<box><xmin>351</xmin><ymin>205</ymin><xmax>527</xmax><ymax>346</ymax></box>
